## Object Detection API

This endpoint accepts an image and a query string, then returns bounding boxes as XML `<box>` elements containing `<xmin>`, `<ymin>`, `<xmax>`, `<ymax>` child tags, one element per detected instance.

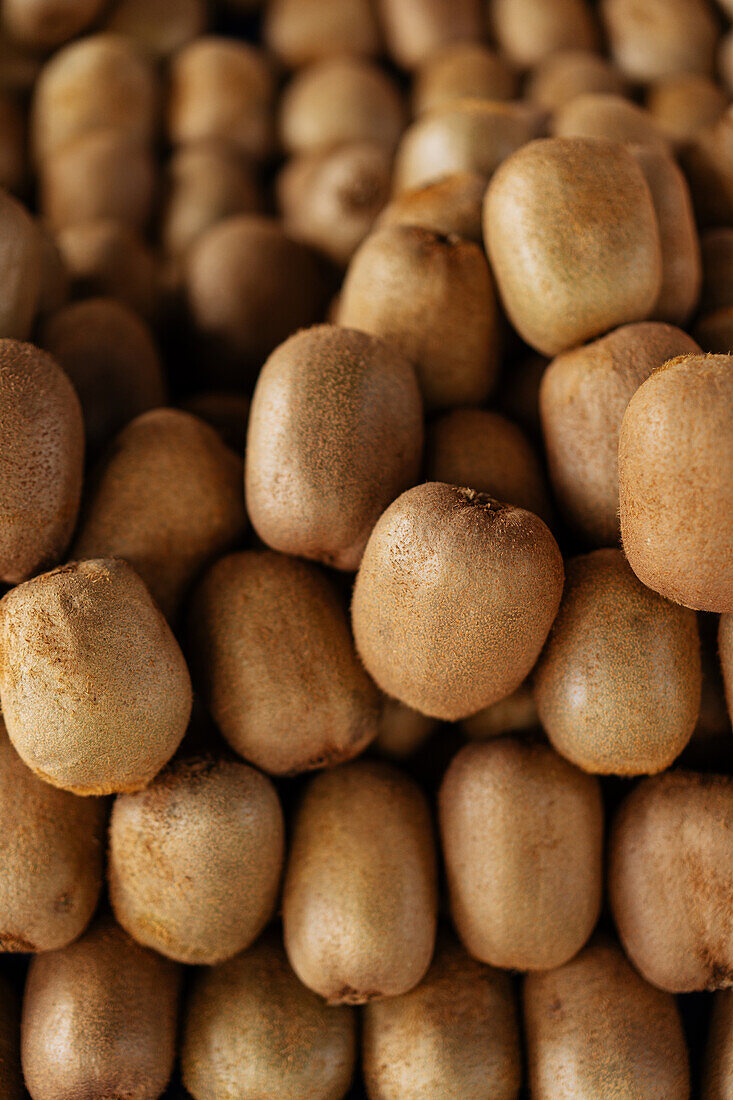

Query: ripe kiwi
<box><xmin>0</xmin><ymin>558</ymin><xmax>193</xmax><ymax>796</ymax></box>
<box><xmin>351</xmin><ymin>483</ymin><xmax>563</xmax><ymax>721</ymax></box>
<box><xmin>526</xmin><ymin>49</ymin><xmax>629</xmax><ymax>111</ymax></box>
<box><xmin>601</xmin><ymin>0</ymin><xmax>719</xmax><ymax>82</ymax></box>
<box><xmin>264</xmin><ymin>0</ymin><xmax>380</xmax><ymax>68</ymax></box>
<box><xmin>426</xmin><ymin>407</ymin><xmax>552</xmax><ymax>523</ymax></box>
<box><xmin>182</xmin><ymin>930</ymin><xmax>356</xmax><ymax>1100</ymax></box>
<box><xmin>619</xmin><ymin>353</ymin><xmax>733</xmax><ymax>612</ymax></box>
<box><xmin>524</xmin><ymin>935</ymin><xmax>690</xmax><ymax>1099</ymax></box>
<box><xmin>0</xmin><ymin>189</ymin><xmax>41</xmax><ymax>339</ymax></box>
<box><xmin>106</xmin><ymin>0</ymin><xmax>206</xmax><ymax>58</ymax></box>
<box><xmin>57</xmin><ymin>219</ymin><xmax>160</xmax><ymax>320</ymax></box>
<box><xmin>720</xmin><ymin>614</ymin><xmax>733</xmax><ymax>724</ymax></box>
<box><xmin>461</xmin><ymin>681</ymin><xmax>538</xmax><ymax>741</ymax></box>
<box><xmin>0</xmin><ymin>339</ymin><xmax>83</xmax><ymax>584</ymax></box>
<box><xmin>374</xmin><ymin>698</ymin><xmax>438</xmax><ymax>760</ymax></box>
<box><xmin>180</xmin><ymin>389</ymin><xmax>249</xmax><ymax>453</ymax></box>
<box><xmin>245</xmin><ymin>324</ymin><xmax>423</xmax><ymax>571</ymax></box>
<box><xmin>610</xmin><ymin>770</ymin><xmax>733</xmax><ymax>991</ymax></box>
<box><xmin>188</xmin><ymin>550</ymin><xmax>381</xmax><ymax>775</ymax></box>
<box><xmin>40</xmin><ymin>296</ymin><xmax>166</xmax><ymax>455</ymax></box>
<box><xmin>533</xmin><ymin>548</ymin><xmax>702</xmax><ymax>775</ymax></box>
<box><xmin>337</xmin><ymin>225</ymin><xmax>499</xmax><ymax>410</ymax></box>
<box><xmin>413</xmin><ymin>43</ymin><xmax>517</xmax><ymax>115</ymax></box>
<box><xmin>377</xmin><ymin>172</ymin><xmax>486</xmax><ymax>243</ymax></box>
<box><xmin>701</xmin><ymin>228</ymin><xmax>733</xmax><ymax>314</ymax></box>
<box><xmin>0</xmin><ymin>92</ymin><xmax>24</xmax><ymax>194</ymax></box>
<box><xmin>377</xmin><ymin>0</ymin><xmax>483</xmax><ymax>70</ymax></box>
<box><xmin>109</xmin><ymin>757</ymin><xmax>284</xmax><ymax>964</ymax></box>
<box><xmin>552</xmin><ymin>92</ymin><xmax>670</xmax><ymax>151</ymax></box>
<box><xmin>484</xmin><ymin>137</ymin><xmax>663</xmax><ymax>356</ymax></box>
<box><xmin>439</xmin><ymin>738</ymin><xmax>603</xmax><ymax>970</ymax></box>
<box><xmin>539</xmin><ymin>321</ymin><xmax>699</xmax><ymax>545</ymax></box>
<box><xmin>283</xmin><ymin>760</ymin><xmax>437</xmax><ymax>1003</ymax></box>
<box><xmin>703</xmin><ymin>990</ymin><xmax>733</xmax><ymax>1098</ymax></box>
<box><xmin>362</xmin><ymin>928</ymin><xmax>521</xmax><ymax>1100</ymax></box>
<box><xmin>0</xmin><ymin>974</ymin><xmax>22</xmax><ymax>1099</ymax></box>
<box><xmin>490</xmin><ymin>0</ymin><xmax>598</xmax><ymax>69</ymax></box>
<box><xmin>646</xmin><ymin>73</ymin><xmax>727</xmax><ymax>146</ymax></box>
<box><xmin>0</xmin><ymin>716</ymin><xmax>104</xmax><ymax>953</ymax></box>
<box><xmin>21</xmin><ymin>916</ymin><xmax>181</xmax><ymax>1100</ymax></box>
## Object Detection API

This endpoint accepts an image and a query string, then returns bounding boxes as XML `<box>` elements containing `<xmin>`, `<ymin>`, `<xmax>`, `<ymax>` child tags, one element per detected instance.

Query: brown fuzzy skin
<box><xmin>352</xmin><ymin>483</ymin><xmax>563</xmax><ymax>721</ymax></box>
<box><xmin>413</xmin><ymin>43</ymin><xmax>517</xmax><ymax>115</ymax></box>
<box><xmin>2</xmin><ymin>0</ymin><xmax>104</xmax><ymax>49</ymax></box>
<box><xmin>0</xmin><ymin>974</ymin><xmax>22</xmax><ymax>1099</ymax></box>
<box><xmin>524</xmin><ymin>936</ymin><xmax>690</xmax><ymax>1099</ymax></box>
<box><xmin>526</xmin><ymin>49</ymin><xmax>629</xmax><ymax>112</ymax></box>
<box><xmin>283</xmin><ymin>760</ymin><xmax>437</xmax><ymax>1003</ymax></box>
<box><xmin>377</xmin><ymin>172</ymin><xmax>486</xmax><ymax>244</ymax></box>
<box><xmin>74</xmin><ymin>408</ymin><xmax>246</xmax><ymax>620</ymax></box>
<box><xmin>167</xmin><ymin>37</ymin><xmax>274</xmax><ymax>159</ymax></box>
<box><xmin>0</xmin><ymin>718</ymin><xmax>104</xmax><ymax>954</ymax></box>
<box><xmin>106</xmin><ymin>0</ymin><xmax>206</xmax><ymax>58</ymax></box>
<box><xmin>540</xmin><ymin>321</ymin><xmax>699</xmax><ymax>546</ymax></box>
<box><xmin>180</xmin><ymin>390</ymin><xmax>250</xmax><ymax>453</ymax></box>
<box><xmin>363</xmin><ymin>929</ymin><xmax>520</xmax><ymax>1100</ymax></box>
<box><xmin>109</xmin><ymin>758</ymin><xmax>284</xmax><ymax>965</ymax></box>
<box><xmin>377</xmin><ymin>0</ymin><xmax>483</xmax><ymax>70</ymax></box>
<box><xmin>338</xmin><ymin>225</ymin><xmax>499</xmax><ymax>410</ymax></box>
<box><xmin>0</xmin><ymin>190</ymin><xmax>41</xmax><ymax>340</ymax></box>
<box><xmin>601</xmin><ymin>0</ymin><xmax>719</xmax><ymax>82</ymax></box>
<box><xmin>21</xmin><ymin>917</ymin><xmax>181</xmax><ymax>1100</ymax></box>
<box><xmin>485</xmin><ymin>138</ymin><xmax>662</xmax><ymax>357</ymax></box>
<box><xmin>610</xmin><ymin>770</ymin><xmax>733</xmax><ymax>992</ymax></box>
<box><xmin>0</xmin><ymin>92</ymin><xmax>25</xmax><ymax>194</ymax></box>
<box><xmin>440</xmin><ymin>739</ymin><xmax>603</xmax><ymax>970</ymax></box>
<box><xmin>647</xmin><ymin>74</ymin><xmax>727</xmax><ymax>146</ymax></box>
<box><xmin>264</xmin><ymin>0</ymin><xmax>380</xmax><ymax>68</ymax></box>
<box><xmin>188</xmin><ymin>550</ymin><xmax>381</xmax><ymax>775</ymax></box>
<box><xmin>182</xmin><ymin>930</ymin><xmax>356</xmax><ymax>1100</ymax></box>
<box><xmin>0</xmin><ymin>558</ymin><xmax>192</xmax><ymax>796</ymax></box>
<box><xmin>703</xmin><ymin>990</ymin><xmax>733</xmax><ymax>1098</ymax></box>
<box><xmin>720</xmin><ymin>614</ymin><xmax>733</xmax><ymax>725</ymax></box>
<box><xmin>426</xmin><ymin>407</ymin><xmax>552</xmax><ymax>523</ymax></box>
<box><xmin>393</xmin><ymin>99</ymin><xmax>542</xmax><ymax>194</ymax></box>
<box><xmin>374</xmin><ymin>698</ymin><xmax>438</xmax><ymax>760</ymax></box>
<box><xmin>681</xmin><ymin>115</ymin><xmax>733</xmax><ymax>227</ymax></box>
<box><xmin>552</xmin><ymin>93</ymin><xmax>670</xmax><ymax>151</ymax></box>
<box><xmin>490</xmin><ymin>0</ymin><xmax>598</xmax><ymax>68</ymax></box>
<box><xmin>246</xmin><ymin>324</ymin><xmax>423</xmax><ymax>571</ymax></box>
<box><xmin>694</xmin><ymin>307</ymin><xmax>733</xmax><ymax>354</ymax></box>
<box><xmin>461</xmin><ymin>680</ymin><xmax>538</xmax><ymax>740</ymax></box>
<box><xmin>0</xmin><ymin>339</ymin><xmax>83</xmax><ymax>584</ymax></box>
<box><xmin>57</xmin><ymin>219</ymin><xmax>159</xmax><ymax>321</ymax></box>
<box><xmin>619</xmin><ymin>353</ymin><xmax>733</xmax><ymax>612</ymax></box>
<box><xmin>533</xmin><ymin>548</ymin><xmax>702</xmax><ymax>775</ymax></box>
<box><xmin>701</xmin><ymin>228</ymin><xmax>733</xmax><ymax>314</ymax></box>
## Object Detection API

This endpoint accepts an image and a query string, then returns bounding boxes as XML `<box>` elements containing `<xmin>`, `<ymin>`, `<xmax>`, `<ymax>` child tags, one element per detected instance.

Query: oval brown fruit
<box><xmin>0</xmin><ymin>189</ymin><xmax>41</xmax><ymax>339</ymax></box>
<box><xmin>377</xmin><ymin>0</ymin><xmax>483</xmax><ymax>70</ymax></box>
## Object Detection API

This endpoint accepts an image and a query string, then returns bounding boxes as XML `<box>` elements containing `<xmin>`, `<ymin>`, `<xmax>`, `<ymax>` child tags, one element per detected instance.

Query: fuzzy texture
<box><xmin>703</xmin><ymin>990</ymin><xmax>733</xmax><ymax>1098</ymax></box>
<box><xmin>526</xmin><ymin>49</ymin><xmax>628</xmax><ymax>111</ymax></box>
<box><xmin>352</xmin><ymin>483</ymin><xmax>563</xmax><ymax>720</ymax></box>
<box><xmin>484</xmin><ymin>137</ymin><xmax>663</xmax><ymax>357</ymax></box>
<box><xmin>0</xmin><ymin>974</ymin><xmax>22</xmax><ymax>1099</ymax></box>
<box><xmin>619</xmin><ymin>353</ymin><xmax>733</xmax><ymax>612</ymax></box>
<box><xmin>540</xmin><ymin>321</ymin><xmax>699</xmax><ymax>546</ymax></box>
<box><xmin>0</xmin><ymin>339</ymin><xmax>84</xmax><ymax>584</ymax></box>
<box><xmin>182</xmin><ymin>930</ymin><xmax>356</xmax><ymax>1100</ymax></box>
<box><xmin>524</xmin><ymin>936</ymin><xmax>690</xmax><ymax>1099</ymax></box>
<box><xmin>533</xmin><ymin>548</ymin><xmax>701</xmax><ymax>775</ymax></box>
<box><xmin>264</xmin><ymin>0</ymin><xmax>379</xmax><ymax>67</ymax></box>
<box><xmin>283</xmin><ymin>760</ymin><xmax>437</xmax><ymax>1003</ymax></box>
<box><xmin>0</xmin><ymin>718</ymin><xmax>104</xmax><ymax>953</ymax></box>
<box><xmin>551</xmin><ymin>93</ymin><xmax>669</xmax><ymax>151</ymax></box>
<box><xmin>362</xmin><ymin>929</ymin><xmax>520</xmax><ymax>1100</ymax></box>
<box><xmin>0</xmin><ymin>191</ymin><xmax>41</xmax><ymax>340</ymax></box>
<box><xmin>21</xmin><ymin>917</ymin><xmax>180</xmax><ymax>1100</ymax></box>
<box><xmin>413</xmin><ymin>43</ymin><xmax>517</xmax><ymax>114</ymax></box>
<box><xmin>610</xmin><ymin>770</ymin><xmax>733</xmax><ymax>992</ymax></box>
<box><xmin>719</xmin><ymin>614</ymin><xmax>733</xmax><ymax>726</ymax></box>
<box><xmin>109</xmin><ymin>757</ymin><xmax>284</xmax><ymax>964</ymax></box>
<box><xmin>246</xmin><ymin>324</ymin><xmax>423</xmax><ymax>570</ymax></box>
<box><xmin>188</xmin><ymin>550</ymin><xmax>381</xmax><ymax>775</ymax></box>
<box><xmin>490</xmin><ymin>0</ymin><xmax>598</xmax><ymax>68</ymax></box>
<box><xmin>377</xmin><ymin>0</ymin><xmax>483</xmax><ymax>69</ymax></box>
<box><xmin>74</xmin><ymin>408</ymin><xmax>246</xmax><ymax>620</ymax></box>
<box><xmin>377</xmin><ymin>172</ymin><xmax>486</xmax><ymax>243</ymax></box>
<box><xmin>439</xmin><ymin>738</ymin><xmax>603</xmax><ymax>970</ymax></box>
<box><xmin>601</xmin><ymin>0</ymin><xmax>719</xmax><ymax>82</ymax></box>
<box><xmin>0</xmin><ymin>558</ymin><xmax>192</xmax><ymax>795</ymax></box>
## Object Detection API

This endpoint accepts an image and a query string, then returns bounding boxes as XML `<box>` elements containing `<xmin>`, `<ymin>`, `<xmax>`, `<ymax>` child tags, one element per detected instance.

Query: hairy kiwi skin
<box><xmin>703</xmin><ymin>990</ymin><xmax>733</xmax><ymax>1098</ymax></box>
<box><xmin>351</xmin><ymin>483</ymin><xmax>563</xmax><ymax>721</ymax></box>
<box><xmin>610</xmin><ymin>770</ymin><xmax>733</xmax><ymax>992</ymax></box>
<box><xmin>109</xmin><ymin>757</ymin><xmax>285</xmax><ymax>965</ymax></box>
<box><xmin>182</xmin><ymin>930</ymin><xmax>356</xmax><ymax>1100</ymax></box>
<box><xmin>189</xmin><ymin>550</ymin><xmax>380</xmax><ymax>775</ymax></box>
<box><xmin>439</xmin><ymin>739</ymin><xmax>603</xmax><ymax>970</ymax></box>
<box><xmin>362</xmin><ymin>929</ymin><xmax>521</xmax><ymax>1100</ymax></box>
<box><xmin>619</xmin><ymin>353</ymin><xmax>733</xmax><ymax>612</ymax></box>
<box><xmin>283</xmin><ymin>760</ymin><xmax>437</xmax><ymax>1004</ymax></box>
<box><xmin>0</xmin><ymin>973</ymin><xmax>22</xmax><ymax>1098</ymax></box>
<box><xmin>0</xmin><ymin>558</ymin><xmax>192</xmax><ymax>796</ymax></box>
<box><xmin>720</xmin><ymin>615</ymin><xmax>733</xmax><ymax>725</ymax></box>
<box><xmin>21</xmin><ymin>917</ymin><xmax>181</xmax><ymax>1100</ymax></box>
<box><xmin>246</xmin><ymin>324</ymin><xmax>423</xmax><ymax>571</ymax></box>
<box><xmin>524</xmin><ymin>936</ymin><xmax>690</xmax><ymax>1099</ymax></box>
<box><xmin>0</xmin><ymin>339</ymin><xmax>84</xmax><ymax>584</ymax></box>
<box><xmin>533</xmin><ymin>548</ymin><xmax>701</xmax><ymax>775</ymax></box>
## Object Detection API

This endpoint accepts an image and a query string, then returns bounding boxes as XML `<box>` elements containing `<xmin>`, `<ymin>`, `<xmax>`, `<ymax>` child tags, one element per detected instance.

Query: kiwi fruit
<box><xmin>188</xmin><ymin>549</ymin><xmax>381</xmax><ymax>775</ymax></box>
<box><xmin>719</xmin><ymin>614</ymin><xmax>733</xmax><ymax>724</ymax></box>
<box><xmin>601</xmin><ymin>0</ymin><xmax>719</xmax><ymax>82</ymax></box>
<box><xmin>440</xmin><ymin>738</ymin><xmax>603</xmax><ymax>970</ymax></box>
<box><xmin>0</xmin><ymin>339</ymin><xmax>83</xmax><ymax>584</ymax></box>
<box><xmin>0</xmin><ymin>716</ymin><xmax>105</xmax><ymax>953</ymax></box>
<box><xmin>490</xmin><ymin>0</ymin><xmax>598</xmax><ymax>69</ymax></box>
<box><xmin>362</xmin><ymin>928</ymin><xmax>521</xmax><ymax>1100</ymax></box>
<box><xmin>551</xmin><ymin>92</ymin><xmax>670</xmax><ymax>151</ymax></box>
<box><xmin>180</xmin><ymin>389</ymin><xmax>249</xmax><ymax>452</ymax></box>
<box><xmin>374</xmin><ymin>698</ymin><xmax>438</xmax><ymax>760</ymax></box>
<box><xmin>57</xmin><ymin>219</ymin><xmax>160</xmax><ymax>319</ymax></box>
<box><xmin>106</xmin><ymin>0</ymin><xmax>207</xmax><ymax>57</ymax></box>
<box><xmin>701</xmin><ymin>228</ymin><xmax>733</xmax><ymax>314</ymax></box>
<box><xmin>539</xmin><ymin>321</ymin><xmax>699</xmax><ymax>546</ymax></box>
<box><xmin>413</xmin><ymin>44</ymin><xmax>517</xmax><ymax>115</ymax></box>
<box><xmin>40</xmin><ymin>296</ymin><xmax>166</xmax><ymax>455</ymax></box>
<box><xmin>619</xmin><ymin>353</ymin><xmax>733</xmax><ymax>612</ymax></box>
<box><xmin>377</xmin><ymin>172</ymin><xmax>486</xmax><ymax>243</ymax></box>
<box><xmin>264</xmin><ymin>0</ymin><xmax>380</xmax><ymax>68</ymax></box>
<box><xmin>0</xmin><ymin>190</ymin><xmax>41</xmax><ymax>339</ymax></box>
<box><xmin>610</xmin><ymin>770</ymin><xmax>733</xmax><ymax>991</ymax></box>
<box><xmin>283</xmin><ymin>760</ymin><xmax>437</xmax><ymax>1003</ymax></box>
<box><xmin>461</xmin><ymin>681</ymin><xmax>538</xmax><ymax>741</ymax></box>
<box><xmin>182</xmin><ymin>930</ymin><xmax>356</xmax><ymax>1100</ymax></box>
<box><xmin>0</xmin><ymin>974</ymin><xmax>22</xmax><ymax>1099</ymax></box>
<box><xmin>21</xmin><ymin>916</ymin><xmax>181</xmax><ymax>1100</ymax></box>
<box><xmin>337</xmin><ymin>225</ymin><xmax>499</xmax><ymax>410</ymax></box>
<box><xmin>647</xmin><ymin>73</ymin><xmax>727</xmax><ymax>146</ymax></box>
<box><xmin>524</xmin><ymin>935</ymin><xmax>690</xmax><ymax>1099</ymax></box>
<box><xmin>0</xmin><ymin>558</ymin><xmax>192</xmax><ymax>795</ymax></box>
<box><xmin>377</xmin><ymin>0</ymin><xmax>484</xmax><ymax>70</ymax></box>
<box><xmin>533</xmin><ymin>548</ymin><xmax>702</xmax><ymax>775</ymax></box>
<box><xmin>703</xmin><ymin>990</ymin><xmax>733</xmax><ymax>1098</ymax></box>
<box><xmin>526</xmin><ymin>49</ymin><xmax>629</xmax><ymax>111</ymax></box>
<box><xmin>484</xmin><ymin>137</ymin><xmax>663</xmax><ymax>356</ymax></box>
<box><xmin>246</xmin><ymin>324</ymin><xmax>422</xmax><ymax>571</ymax></box>
<box><xmin>109</xmin><ymin>757</ymin><xmax>284</xmax><ymax>964</ymax></box>
<box><xmin>352</xmin><ymin>482</ymin><xmax>563</xmax><ymax>721</ymax></box>
<box><xmin>2</xmin><ymin>0</ymin><xmax>104</xmax><ymax>49</ymax></box>
<box><xmin>0</xmin><ymin>93</ymin><xmax>24</xmax><ymax>194</ymax></box>
<box><xmin>426</xmin><ymin>407</ymin><xmax>552</xmax><ymax>523</ymax></box>
<box><xmin>681</xmin><ymin>114</ymin><xmax>733</xmax><ymax>228</ymax></box>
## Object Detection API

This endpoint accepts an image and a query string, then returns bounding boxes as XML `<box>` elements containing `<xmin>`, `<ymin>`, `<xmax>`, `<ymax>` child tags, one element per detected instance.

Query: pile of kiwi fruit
<box><xmin>1</xmin><ymin>0</ymin><xmax>733</xmax><ymax>1096</ymax></box>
